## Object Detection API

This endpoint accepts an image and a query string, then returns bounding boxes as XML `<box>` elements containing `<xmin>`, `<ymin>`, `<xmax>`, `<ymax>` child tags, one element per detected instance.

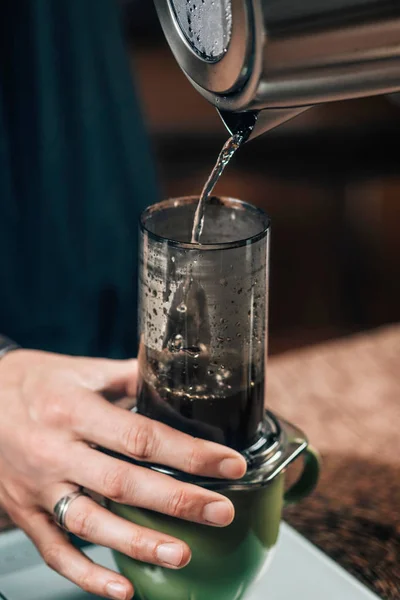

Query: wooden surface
<box><xmin>268</xmin><ymin>325</ymin><xmax>400</xmax><ymax>600</ymax></box>
<box><xmin>1</xmin><ymin>325</ymin><xmax>399</xmax><ymax>598</ymax></box>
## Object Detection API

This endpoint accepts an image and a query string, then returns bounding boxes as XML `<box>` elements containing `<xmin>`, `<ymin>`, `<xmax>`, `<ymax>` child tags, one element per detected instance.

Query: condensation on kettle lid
<box><xmin>169</xmin><ymin>0</ymin><xmax>232</xmax><ymax>62</ymax></box>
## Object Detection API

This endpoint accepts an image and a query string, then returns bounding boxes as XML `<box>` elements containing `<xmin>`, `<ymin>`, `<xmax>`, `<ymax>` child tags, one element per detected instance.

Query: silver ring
<box><xmin>53</xmin><ymin>489</ymin><xmax>89</xmax><ymax>531</ymax></box>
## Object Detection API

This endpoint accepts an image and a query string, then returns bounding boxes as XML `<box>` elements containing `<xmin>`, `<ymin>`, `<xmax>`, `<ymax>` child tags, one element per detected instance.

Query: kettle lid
<box><xmin>154</xmin><ymin>0</ymin><xmax>253</xmax><ymax>94</ymax></box>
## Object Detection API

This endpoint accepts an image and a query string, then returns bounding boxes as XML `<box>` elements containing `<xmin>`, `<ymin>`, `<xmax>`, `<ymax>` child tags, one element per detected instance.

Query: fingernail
<box><xmin>106</xmin><ymin>581</ymin><xmax>128</xmax><ymax>600</ymax></box>
<box><xmin>203</xmin><ymin>500</ymin><xmax>233</xmax><ymax>526</ymax></box>
<box><xmin>156</xmin><ymin>542</ymin><xmax>184</xmax><ymax>567</ymax></box>
<box><xmin>219</xmin><ymin>457</ymin><xmax>246</xmax><ymax>479</ymax></box>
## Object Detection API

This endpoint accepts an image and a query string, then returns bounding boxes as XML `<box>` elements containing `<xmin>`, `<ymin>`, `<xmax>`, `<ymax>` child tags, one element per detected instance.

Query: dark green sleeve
<box><xmin>0</xmin><ymin>0</ymin><xmax>160</xmax><ymax>359</ymax></box>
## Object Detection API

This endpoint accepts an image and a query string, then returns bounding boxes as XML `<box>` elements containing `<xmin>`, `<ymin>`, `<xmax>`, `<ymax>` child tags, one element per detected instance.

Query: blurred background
<box><xmin>121</xmin><ymin>1</ymin><xmax>400</xmax><ymax>355</ymax></box>
<box><xmin>0</xmin><ymin>4</ymin><xmax>397</xmax><ymax>597</ymax></box>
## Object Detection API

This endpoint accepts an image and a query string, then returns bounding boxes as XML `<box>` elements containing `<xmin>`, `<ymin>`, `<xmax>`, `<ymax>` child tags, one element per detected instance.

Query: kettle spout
<box><xmin>218</xmin><ymin>106</ymin><xmax>312</xmax><ymax>142</ymax></box>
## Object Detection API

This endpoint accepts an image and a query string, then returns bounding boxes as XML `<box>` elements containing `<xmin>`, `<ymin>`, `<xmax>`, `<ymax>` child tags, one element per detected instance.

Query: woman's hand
<box><xmin>0</xmin><ymin>350</ymin><xmax>246</xmax><ymax>600</ymax></box>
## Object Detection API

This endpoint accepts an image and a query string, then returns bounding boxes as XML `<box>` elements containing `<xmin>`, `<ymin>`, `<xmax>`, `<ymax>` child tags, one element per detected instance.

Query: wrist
<box><xmin>0</xmin><ymin>335</ymin><xmax>20</xmax><ymax>359</ymax></box>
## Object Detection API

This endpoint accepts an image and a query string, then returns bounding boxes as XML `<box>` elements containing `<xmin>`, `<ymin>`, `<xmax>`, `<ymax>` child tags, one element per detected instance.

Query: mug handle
<box><xmin>283</xmin><ymin>445</ymin><xmax>321</xmax><ymax>506</ymax></box>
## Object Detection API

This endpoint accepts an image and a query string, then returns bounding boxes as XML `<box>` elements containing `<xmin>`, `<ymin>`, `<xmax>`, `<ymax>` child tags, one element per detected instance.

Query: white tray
<box><xmin>0</xmin><ymin>523</ymin><xmax>381</xmax><ymax>600</ymax></box>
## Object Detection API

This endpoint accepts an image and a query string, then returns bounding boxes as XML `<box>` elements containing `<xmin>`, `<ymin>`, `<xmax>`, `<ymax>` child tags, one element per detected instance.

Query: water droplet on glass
<box><xmin>183</xmin><ymin>346</ymin><xmax>200</xmax><ymax>359</ymax></box>
<box><xmin>158</xmin><ymin>360</ymin><xmax>168</xmax><ymax>373</ymax></box>
<box><xmin>177</xmin><ymin>303</ymin><xmax>187</xmax><ymax>313</ymax></box>
<box><xmin>168</xmin><ymin>334</ymin><xmax>183</xmax><ymax>353</ymax></box>
<box><xmin>171</xmin><ymin>256</ymin><xmax>175</xmax><ymax>263</ymax></box>
<box><xmin>216</xmin><ymin>367</ymin><xmax>230</xmax><ymax>386</ymax></box>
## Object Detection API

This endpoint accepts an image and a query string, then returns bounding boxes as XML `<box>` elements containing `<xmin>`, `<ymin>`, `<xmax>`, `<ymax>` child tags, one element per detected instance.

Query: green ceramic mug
<box><xmin>109</xmin><ymin>442</ymin><xmax>320</xmax><ymax>600</ymax></box>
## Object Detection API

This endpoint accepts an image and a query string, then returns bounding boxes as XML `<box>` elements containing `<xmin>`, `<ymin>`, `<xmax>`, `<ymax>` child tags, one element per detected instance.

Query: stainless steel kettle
<box><xmin>154</xmin><ymin>0</ymin><xmax>400</xmax><ymax>140</ymax></box>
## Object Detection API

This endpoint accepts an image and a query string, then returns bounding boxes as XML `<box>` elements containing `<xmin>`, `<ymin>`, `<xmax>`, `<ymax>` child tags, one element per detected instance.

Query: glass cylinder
<box><xmin>136</xmin><ymin>196</ymin><xmax>270</xmax><ymax>451</ymax></box>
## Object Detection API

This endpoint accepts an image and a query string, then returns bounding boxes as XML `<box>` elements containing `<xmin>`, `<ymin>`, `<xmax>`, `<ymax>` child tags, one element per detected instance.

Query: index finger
<box><xmin>73</xmin><ymin>390</ymin><xmax>247</xmax><ymax>480</ymax></box>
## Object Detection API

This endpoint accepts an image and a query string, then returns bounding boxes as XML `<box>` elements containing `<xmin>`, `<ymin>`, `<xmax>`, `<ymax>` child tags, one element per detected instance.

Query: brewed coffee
<box><xmin>137</xmin><ymin>344</ymin><xmax>264</xmax><ymax>450</ymax></box>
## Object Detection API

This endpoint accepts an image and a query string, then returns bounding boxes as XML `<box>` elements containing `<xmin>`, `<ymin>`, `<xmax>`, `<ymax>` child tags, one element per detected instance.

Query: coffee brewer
<box><xmin>154</xmin><ymin>0</ymin><xmax>400</xmax><ymax>140</ymax></box>
<box><xmin>108</xmin><ymin>197</ymin><xmax>320</xmax><ymax>600</ymax></box>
